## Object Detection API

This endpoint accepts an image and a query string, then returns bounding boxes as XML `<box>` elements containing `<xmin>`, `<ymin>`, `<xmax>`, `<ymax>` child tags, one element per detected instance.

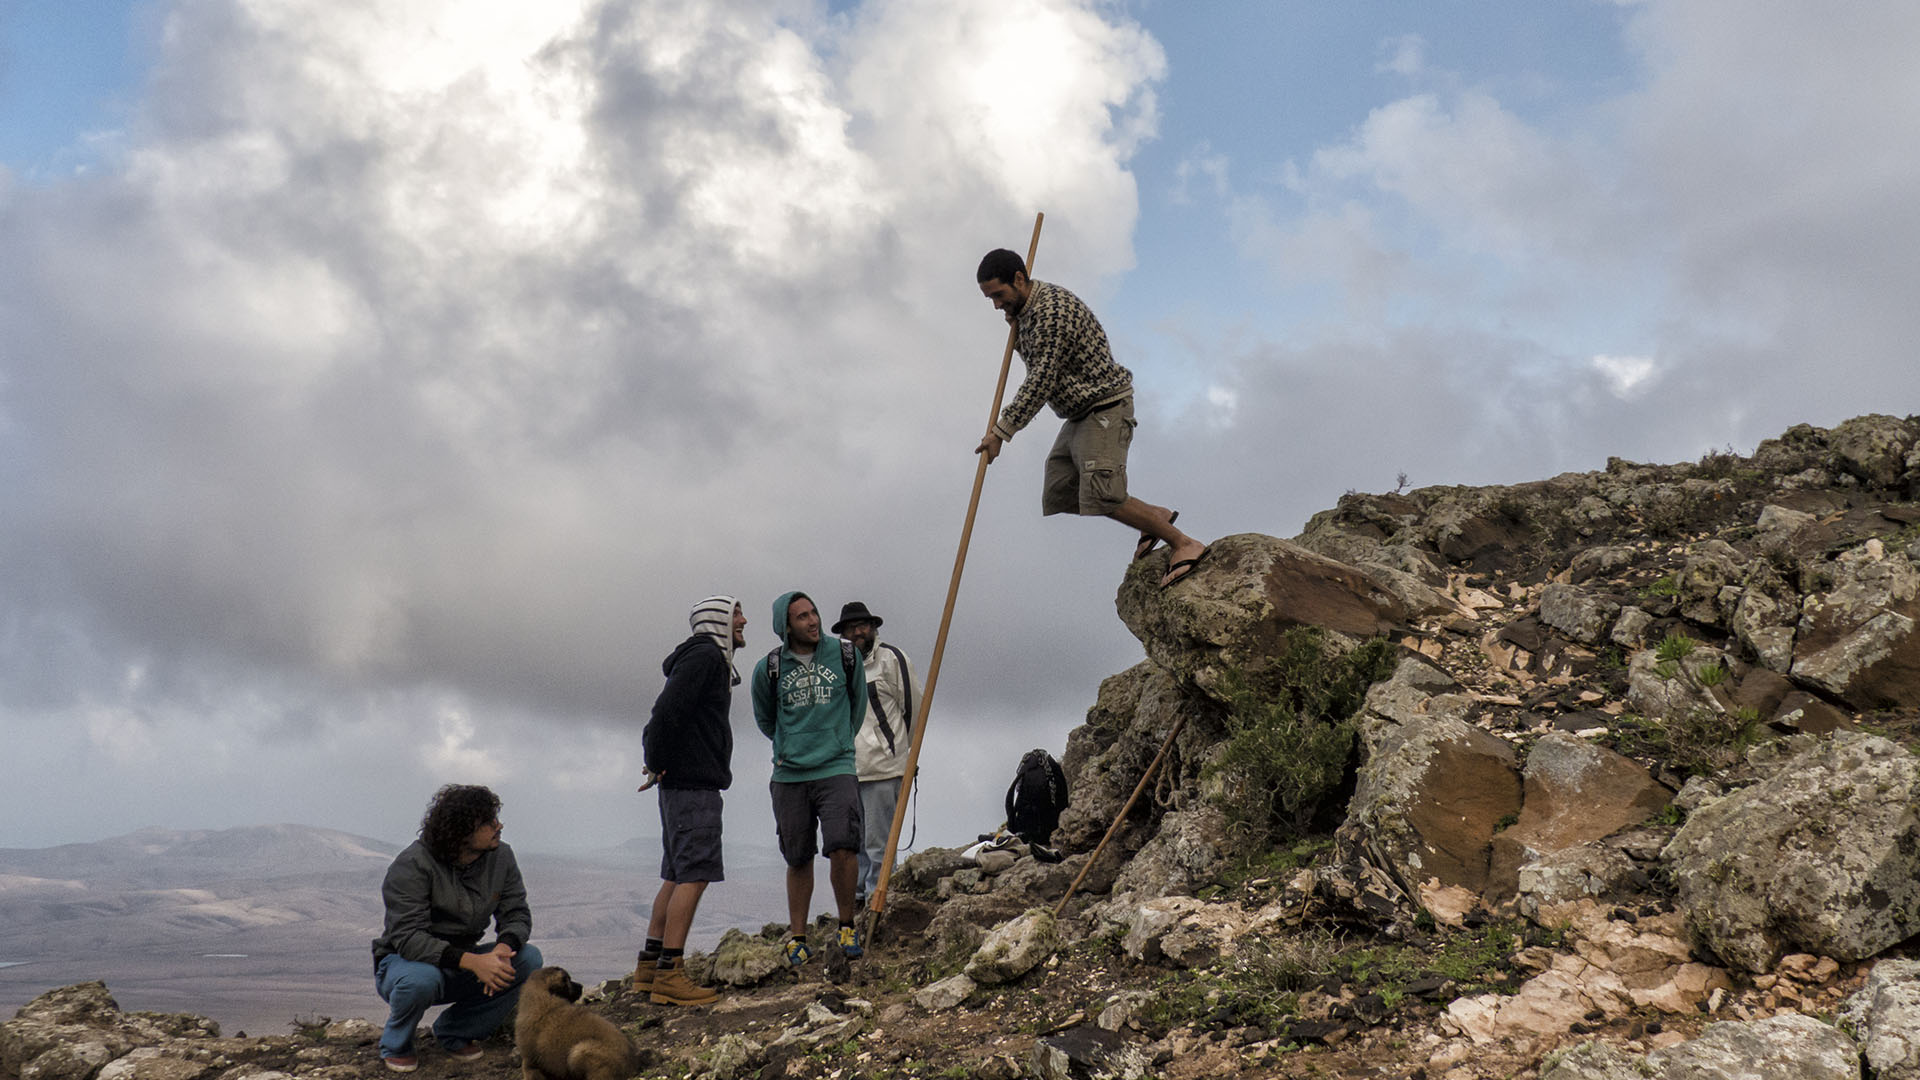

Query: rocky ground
<box><xmin>13</xmin><ymin>413</ymin><xmax>1920</xmax><ymax>1080</ymax></box>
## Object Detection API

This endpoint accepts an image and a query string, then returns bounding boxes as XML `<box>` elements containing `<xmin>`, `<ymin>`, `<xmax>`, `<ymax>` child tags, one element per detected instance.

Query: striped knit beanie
<box><xmin>690</xmin><ymin>594</ymin><xmax>742</xmax><ymax>685</ymax></box>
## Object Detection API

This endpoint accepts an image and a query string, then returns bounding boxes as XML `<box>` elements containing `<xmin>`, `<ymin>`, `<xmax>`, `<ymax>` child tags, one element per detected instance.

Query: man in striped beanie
<box><xmin>633</xmin><ymin>595</ymin><xmax>745</xmax><ymax>1006</ymax></box>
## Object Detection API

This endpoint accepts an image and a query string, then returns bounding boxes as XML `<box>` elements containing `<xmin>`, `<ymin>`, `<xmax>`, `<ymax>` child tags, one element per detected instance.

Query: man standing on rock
<box><xmin>633</xmin><ymin>594</ymin><xmax>746</xmax><ymax>1007</ymax></box>
<box><xmin>753</xmin><ymin>591</ymin><xmax>868</xmax><ymax>964</ymax></box>
<box><xmin>974</xmin><ymin>248</ymin><xmax>1209</xmax><ymax>589</ymax></box>
<box><xmin>831</xmin><ymin>600</ymin><xmax>917</xmax><ymax>906</ymax></box>
<box><xmin>371</xmin><ymin>784</ymin><xmax>540</xmax><ymax>1072</ymax></box>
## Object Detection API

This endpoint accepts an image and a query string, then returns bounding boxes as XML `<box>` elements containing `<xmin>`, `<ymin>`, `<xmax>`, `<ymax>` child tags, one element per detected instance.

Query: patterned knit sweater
<box><xmin>991</xmin><ymin>280</ymin><xmax>1134</xmax><ymax>441</ymax></box>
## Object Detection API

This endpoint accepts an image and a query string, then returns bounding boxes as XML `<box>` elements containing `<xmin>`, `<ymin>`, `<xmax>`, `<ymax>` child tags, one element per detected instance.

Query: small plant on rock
<box><xmin>1206</xmin><ymin>630</ymin><xmax>1400</xmax><ymax>842</ymax></box>
<box><xmin>1643</xmin><ymin>574</ymin><xmax>1680</xmax><ymax>598</ymax></box>
<box><xmin>1654</xmin><ymin>632</ymin><xmax>1698</xmax><ymax>662</ymax></box>
<box><xmin>1664</xmin><ymin>705</ymin><xmax>1770</xmax><ymax>777</ymax></box>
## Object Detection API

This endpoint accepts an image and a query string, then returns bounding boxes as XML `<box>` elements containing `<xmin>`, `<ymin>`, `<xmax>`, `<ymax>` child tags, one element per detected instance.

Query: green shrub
<box><xmin>1207</xmin><ymin>631</ymin><xmax>1400</xmax><ymax>840</ymax></box>
<box><xmin>1664</xmin><ymin>706</ymin><xmax>1769</xmax><ymax>777</ymax></box>
<box><xmin>1654</xmin><ymin>632</ymin><xmax>1698</xmax><ymax>662</ymax></box>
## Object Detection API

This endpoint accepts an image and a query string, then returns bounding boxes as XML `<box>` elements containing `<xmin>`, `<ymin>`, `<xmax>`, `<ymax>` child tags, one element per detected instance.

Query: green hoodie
<box><xmin>752</xmin><ymin>590</ymin><xmax>868</xmax><ymax>782</ymax></box>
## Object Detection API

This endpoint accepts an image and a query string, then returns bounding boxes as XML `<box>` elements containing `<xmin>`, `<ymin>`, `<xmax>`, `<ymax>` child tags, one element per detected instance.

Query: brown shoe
<box><xmin>630</xmin><ymin>960</ymin><xmax>657</xmax><ymax>993</ymax></box>
<box><xmin>648</xmin><ymin>959</ymin><xmax>718</xmax><ymax>1006</ymax></box>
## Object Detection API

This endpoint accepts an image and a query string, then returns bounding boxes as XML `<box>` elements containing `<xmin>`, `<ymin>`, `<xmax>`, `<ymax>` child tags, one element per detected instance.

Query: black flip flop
<box><xmin>1160</xmin><ymin>545</ymin><xmax>1211</xmax><ymax>589</ymax></box>
<box><xmin>1133</xmin><ymin>509</ymin><xmax>1180</xmax><ymax>561</ymax></box>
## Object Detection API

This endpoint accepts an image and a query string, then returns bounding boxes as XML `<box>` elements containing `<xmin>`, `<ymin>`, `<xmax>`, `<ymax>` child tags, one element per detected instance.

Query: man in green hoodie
<box><xmin>752</xmin><ymin>591</ymin><xmax>868</xmax><ymax>964</ymax></box>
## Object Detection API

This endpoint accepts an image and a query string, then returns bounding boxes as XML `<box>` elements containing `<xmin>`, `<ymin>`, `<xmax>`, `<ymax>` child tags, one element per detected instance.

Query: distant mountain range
<box><xmin>0</xmin><ymin>823</ymin><xmax>786</xmax><ymax>1034</ymax></box>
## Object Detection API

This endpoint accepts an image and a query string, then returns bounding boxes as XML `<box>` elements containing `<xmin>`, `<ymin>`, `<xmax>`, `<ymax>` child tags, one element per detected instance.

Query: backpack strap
<box><xmin>841</xmin><ymin>638</ymin><xmax>857</xmax><ymax>729</ymax></box>
<box><xmin>864</xmin><ymin>644</ymin><xmax>913</xmax><ymax>755</ymax></box>
<box><xmin>764</xmin><ymin>645</ymin><xmax>782</xmax><ymax>699</ymax></box>
<box><xmin>881</xmin><ymin>643</ymin><xmax>914</xmax><ymax>735</ymax></box>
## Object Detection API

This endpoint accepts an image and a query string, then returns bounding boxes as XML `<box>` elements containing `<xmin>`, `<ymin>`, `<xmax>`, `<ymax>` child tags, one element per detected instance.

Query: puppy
<box><xmin>515</xmin><ymin>966</ymin><xmax>639</xmax><ymax>1080</ymax></box>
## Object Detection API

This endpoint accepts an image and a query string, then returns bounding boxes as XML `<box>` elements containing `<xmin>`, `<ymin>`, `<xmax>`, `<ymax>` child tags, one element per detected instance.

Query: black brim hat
<box><xmin>831</xmin><ymin>600</ymin><xmax>883</xmax><ymax>634</ymax></box>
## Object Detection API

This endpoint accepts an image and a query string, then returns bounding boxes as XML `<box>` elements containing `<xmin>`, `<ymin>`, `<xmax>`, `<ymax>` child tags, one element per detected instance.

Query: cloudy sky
<box><xmin>2</xmin><ymin>0</ymin><xmax>1916</xmax><ymax>859</ymax></box>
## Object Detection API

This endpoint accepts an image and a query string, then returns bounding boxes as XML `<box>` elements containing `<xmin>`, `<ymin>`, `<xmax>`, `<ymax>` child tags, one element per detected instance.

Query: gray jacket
<box><xmin>370</xmin><ymin>839</ymin><xmax>531</xmax><ymax>970</ymax></box>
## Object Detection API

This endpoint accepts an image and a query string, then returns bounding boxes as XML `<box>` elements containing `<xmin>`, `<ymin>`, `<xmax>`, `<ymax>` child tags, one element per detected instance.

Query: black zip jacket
<box><xmin>642</xmin><ymin>634</ymin><xmax>735</xmax><ymax>790</ymax></box>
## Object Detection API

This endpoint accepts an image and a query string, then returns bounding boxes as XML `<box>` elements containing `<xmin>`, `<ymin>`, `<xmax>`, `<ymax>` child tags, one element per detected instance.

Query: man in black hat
<box><xmin>831</xmin><ymin>601</ymin><xmax>917</xmax><ymax>905</ymax></box>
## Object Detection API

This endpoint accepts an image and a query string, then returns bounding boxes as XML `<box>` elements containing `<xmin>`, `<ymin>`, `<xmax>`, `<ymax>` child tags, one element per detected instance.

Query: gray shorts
<box><xmin>1042</xmin><ymin>397</ymin><xmax>1134</xmax><ymax>516</ymax></box>
<box><xmin>658</xmin><ymin>788</ymin><xmax>724</xmax><ymax>883</ymax></box>
<box><xmin>770</xmin><ymin>774</ymin><xmax>861</xmax><ymax>868</ymax></box>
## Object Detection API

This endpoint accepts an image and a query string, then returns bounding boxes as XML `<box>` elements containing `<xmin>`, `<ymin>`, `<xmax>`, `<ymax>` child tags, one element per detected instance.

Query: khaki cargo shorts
<box><xmin>1041</xmin><ymin>397</ymin><xmax>1134</xmax><ymax>516</ymax></box>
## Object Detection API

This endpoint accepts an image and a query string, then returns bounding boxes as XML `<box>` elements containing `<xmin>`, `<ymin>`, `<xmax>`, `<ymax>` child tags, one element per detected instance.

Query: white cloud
<box><xmin>1591</xmin><ymin>354</ymin><xmax>1657</xmax><ymax>399</ymax></box>
<box><xmin>0</xmin><ymin>0</ymin><xmax>1166</xmax><ymax>850</ymax></box>
<box><xmin>1167</xmin><ymin>0</ymin><xmax>1920</xmax><ymax>508</ymax></box>
<box><xmin>1375</xmin><ymin>34</ymin><xmax>1426</xmax><ymax>78</ymax></box>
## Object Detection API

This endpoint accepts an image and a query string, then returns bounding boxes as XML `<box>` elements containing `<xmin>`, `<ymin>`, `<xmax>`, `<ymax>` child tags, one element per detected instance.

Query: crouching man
<box><xmin>370</xmin><ymin>784</ymin><xmax>541</xmax><ymax>1072</ymax></box>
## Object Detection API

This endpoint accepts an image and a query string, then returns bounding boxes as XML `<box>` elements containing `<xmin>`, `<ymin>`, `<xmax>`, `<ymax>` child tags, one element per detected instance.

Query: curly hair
<box><xmin>419</xmin><ymin>784</ymin><xmax>501</xmax><ymax>864</ymax></box>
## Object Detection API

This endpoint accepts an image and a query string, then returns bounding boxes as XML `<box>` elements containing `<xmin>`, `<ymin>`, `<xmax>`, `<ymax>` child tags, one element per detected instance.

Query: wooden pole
<box><xmin>865</xmin><ymin>213</ymin><xmax>1043</xmax><ymax>938</ymax></box>
<box><xmin>1052</xmin><ymin>713</ymin><xmax>1188</xmax><ymax>917</ymax></box>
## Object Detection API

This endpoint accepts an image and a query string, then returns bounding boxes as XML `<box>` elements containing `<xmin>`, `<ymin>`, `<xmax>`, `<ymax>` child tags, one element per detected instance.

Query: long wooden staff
<box><xmin>1053</xmin><ymin>713</ymin><xmax>1188</xmax><ymax>916</ymax></box>
<box><xmin>866</xmin><ymin>212</ymin><xmax>1043</xmax><ymax>940</ymax></box>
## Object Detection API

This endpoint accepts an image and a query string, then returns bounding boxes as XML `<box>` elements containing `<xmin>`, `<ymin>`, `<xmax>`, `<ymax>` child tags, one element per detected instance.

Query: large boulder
<box><xmin>1664</xmin><ymin>731</ymin><xmax>1920</xmax><ymax>971</ymax></box>
<box><xmin>963</xmin><ymin>908</ymin><xmax>1058</xmax><ymax>986</ymax></box>
<box><xmin>1105</xmin><ymin>804</ymin><xmax>1228</xmax><ymax>901</ymax></box>
<box><xmin>705</xmin><ymin>928</ymin><xmax>787</xmax><ymax>987</ymax></box>
<box><xmin>1828</xmin><ymin>413</ymin><xmax>1919</xmax><ymax>489</ymax></box>
<box><xmin>1792</xmin><ymin>545</ymin><xmax>1920</xmax><ymax>709</ymax></box>
<box><xmin>1539</xmin><ymin>584</ymin><xmax>1622</xmax><ymax>645</ymax></box>
<box><xmin>1488</xmin><ymin>733</ymin><xmax>1670</xmax><ymax>899</ymax></box>
<box><xmin>1338</xmin><ymin>693</ymin><xmax>1521</xmax><ymax>900</ymax></box>
<box><xmin>0</xmin><ymin>984</ymin><xmax>220</xmax><ymax>1080</ymax></box>
<box><xmin>1644</xmin><ymin>1013</ymin><xmax>1858</xmax><ymax>1078</ymax></box>
<box><xmin>1543</xmin><ymin>1014</ymin><xmax>1860</xmax><ymax>1080</ymax></box>
<box><xmin>1117</xmin><ymin>533</ymin><xmax>1408</xmax><ymax>701</ymax></box>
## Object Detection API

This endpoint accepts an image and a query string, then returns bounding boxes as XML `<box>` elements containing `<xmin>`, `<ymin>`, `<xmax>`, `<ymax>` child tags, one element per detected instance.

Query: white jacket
<box><xmin>854</xmin><ymin>640</ymin><xmax>916</xmax><ymax>780</ymax></box>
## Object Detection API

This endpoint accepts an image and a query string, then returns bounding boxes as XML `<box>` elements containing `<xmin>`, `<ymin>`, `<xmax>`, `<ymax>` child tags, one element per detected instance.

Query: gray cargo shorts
<box><xmin>770</xmin><ymin>774</ymin><xmax>861</xmax><ymax>868</ymax></box>
<box><xmin>1041</xmin><ymin>397</ymin><xmax>1134</xmax><ymax>516</ymax></box>
<box><xmin>658</xmin><ymin>787</ymin><xmax>725</xmax><ymax>883</ymax></box>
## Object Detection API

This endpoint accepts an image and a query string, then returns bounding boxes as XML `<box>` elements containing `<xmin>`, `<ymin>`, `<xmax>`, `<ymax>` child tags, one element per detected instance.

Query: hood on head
<box><xmin>771</xmin><ymin>590</ymin><xmax>810</xmax><ymax>645</ymax></box>
<box><xmin>687</xmin><ymin>593</ymin><xmax>741</xmax><ymax>684</ymax></box>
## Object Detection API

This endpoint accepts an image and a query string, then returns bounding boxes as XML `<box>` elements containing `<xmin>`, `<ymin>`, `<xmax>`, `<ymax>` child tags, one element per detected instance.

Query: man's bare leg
<box><xmin>662</xmin><ymin>881</ymin><xmax>707</xmax><ymax>951</ymax></box>
<box><xmin>786</xmin><ymin>864</ymin><xmax>814</xmax><ymax>938</ymax></box>
<box><xmin>1110</xmin><ymin>498</ymin><xmax>1205</xmax><ymax>583</ymax></box>
<box><xmin>827</xmin><ymin>849</ymin><xmax>859</xmax><ymax>923</ymax></box>
<box><xmin>646</xmin><ymin>880</ymin><xmax>676</xmax><ymax>942</ymax></box>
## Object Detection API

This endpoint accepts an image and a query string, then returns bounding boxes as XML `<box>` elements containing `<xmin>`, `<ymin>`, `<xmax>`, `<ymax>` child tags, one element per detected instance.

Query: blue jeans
<box><xmin>373</xmin><ymin>943</ymin><xmax>543</xmax><ymax>1058</ymax></box>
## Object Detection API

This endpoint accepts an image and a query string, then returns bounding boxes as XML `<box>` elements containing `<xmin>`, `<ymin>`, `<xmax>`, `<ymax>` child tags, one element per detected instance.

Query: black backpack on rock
<box><xmin>1005</xmin><ymin>748</ymin><xmax>1069</xmax><ymax>848</ymax></box>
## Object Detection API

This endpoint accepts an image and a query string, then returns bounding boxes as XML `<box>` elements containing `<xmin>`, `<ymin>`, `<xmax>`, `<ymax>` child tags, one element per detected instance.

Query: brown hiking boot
<box><xmin>630</xmin><ymin>959</ymin><xmax>657</xmax><ymax>993</ymax></box>
<box><xmin>648</xmin><ymin>958</ymin><xmax>718</xmax><ymax>1006</ymax></box>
